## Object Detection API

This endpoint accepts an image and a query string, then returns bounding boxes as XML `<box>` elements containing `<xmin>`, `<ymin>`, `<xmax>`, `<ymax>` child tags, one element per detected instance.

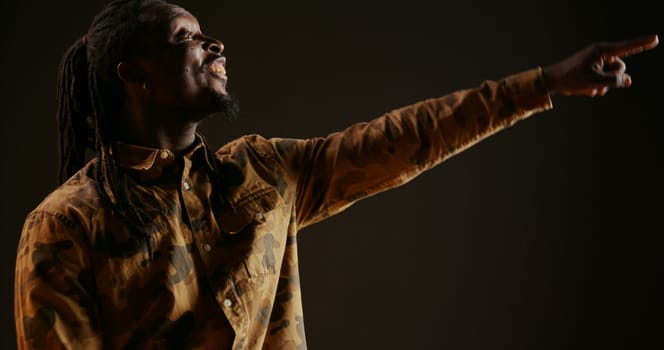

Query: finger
<box><xmin>598</xmin><ymin>86</ymin><xmax>610</xmax><ymax>96</ymax></box>
<box><xmin>599</xmin><ymin>34</ymin><xmax>659</xmax><ymax>58</ymax></box>
<box><xmin>604</xmin><ymin>56</ymin><xmax>626</xmax><ymax>74</ymax></box>
<box><xmin>593</xmin><ymin>70</ymin><xmax>632</xmax><ymax>88</ymax></box>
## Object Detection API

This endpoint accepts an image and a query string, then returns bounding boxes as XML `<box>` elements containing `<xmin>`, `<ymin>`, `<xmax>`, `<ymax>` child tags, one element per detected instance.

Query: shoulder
<box><xmin>215</xmin><ymin>133</ymin><xmax>314</xmax><ymax>161</ymax></box>
<box><xmin>27</xmin><ymin>159</ymin><xmax>104</xmax><ymax>228</ymax></box>
<box><xmin>215</xmin><ymin>133</ymin><xmax>274</xmax><ymax>157</ymax></box>
<box><xmin>211</xmin><ymin>134</ymin><xmax>311</xmax><ymax>202</ymax></box>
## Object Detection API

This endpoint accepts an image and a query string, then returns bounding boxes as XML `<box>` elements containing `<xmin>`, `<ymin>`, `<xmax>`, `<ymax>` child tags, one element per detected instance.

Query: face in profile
<box><xmin>127</xmin><ymin>2</ymin><xmax>238</xmax><ymax>122</ymax></box>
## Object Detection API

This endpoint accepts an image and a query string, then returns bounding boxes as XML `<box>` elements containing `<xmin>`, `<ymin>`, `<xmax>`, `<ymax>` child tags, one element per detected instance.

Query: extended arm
<box><xmin>267</xmin><ymin>35</ymin><xmax>658</xmax><ymax>228</ymax></box>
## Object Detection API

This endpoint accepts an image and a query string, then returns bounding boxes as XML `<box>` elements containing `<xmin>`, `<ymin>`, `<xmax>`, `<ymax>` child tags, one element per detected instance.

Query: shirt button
<box><xmin>255</xmin><ymin>212</ymin><xmax>264</xmax><ymax>221</ymax></box>
<box><xmin>160</xmin><ymin>150</ymin><xmax>169</xmax><ymax>160</ymax></box>
<box><xmin>183</xmin><ymin>179</ymin><xmax>192</xmax><ymax>191</ymax></box>
<box><xmin>202</xmin><ymin>243</ymin><xmax>212</xmax><ymax>252</ymax></box>
<box><xmin>223</xmin><ymin>298</ymin><xmax>233</xmax><ymax>307</ymax></box>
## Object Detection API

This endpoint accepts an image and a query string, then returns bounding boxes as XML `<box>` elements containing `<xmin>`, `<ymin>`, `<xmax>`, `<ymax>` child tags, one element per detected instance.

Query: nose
<box><xmin>202</xmin><ymin>36</ymin><xmax>224</xmax><ymax>55</ymax></box>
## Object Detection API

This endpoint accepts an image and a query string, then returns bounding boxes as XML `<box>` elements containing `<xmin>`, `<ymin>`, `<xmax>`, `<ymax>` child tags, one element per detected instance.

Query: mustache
<box><xmin>203</xmin><ymin>55</ymin><xmax>226</xmax><ymax>68</ymax></box>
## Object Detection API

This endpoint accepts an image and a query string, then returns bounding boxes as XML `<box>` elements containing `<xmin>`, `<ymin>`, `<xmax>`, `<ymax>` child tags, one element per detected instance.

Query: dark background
<box><xmin>1</xmin><ymin>1</ymin><xmax>661</xmax><ymax>349</ymax></box>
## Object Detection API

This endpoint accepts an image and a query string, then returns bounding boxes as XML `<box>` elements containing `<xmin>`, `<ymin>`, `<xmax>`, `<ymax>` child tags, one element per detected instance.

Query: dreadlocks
<box><xmin>57</xmin><ymin>0</ymin><xmax>163</xmax><ymax>183</ymax></box>
<box><xmin>56</xmin><ymin>0</ymin><xmax>188</xmax><ymax>257</ymax></box>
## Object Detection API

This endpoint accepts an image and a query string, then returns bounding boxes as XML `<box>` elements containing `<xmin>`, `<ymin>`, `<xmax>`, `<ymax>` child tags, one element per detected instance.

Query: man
<box><xmin>13</xmin><ymin>0</ymin><xmax>658</xmax><ymax>349</ymax></box>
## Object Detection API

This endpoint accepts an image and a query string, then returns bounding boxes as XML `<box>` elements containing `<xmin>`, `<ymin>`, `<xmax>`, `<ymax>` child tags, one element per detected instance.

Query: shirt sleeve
<box><xmin>15</xmin><ymin>210</ymin><xmax>102</xmax><ymax>349</ymax></box>
<box><xmin>260</xmin><ymin>67</ymin><xmax>553</xmax><ymax>229</ymax></box>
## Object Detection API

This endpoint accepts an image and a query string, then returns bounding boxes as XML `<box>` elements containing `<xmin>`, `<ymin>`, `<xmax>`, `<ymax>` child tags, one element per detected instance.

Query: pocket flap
<box><xmin>218</xmin><ymin>189</ymin><xmax>281</xmax><ymax>234</ymax></box>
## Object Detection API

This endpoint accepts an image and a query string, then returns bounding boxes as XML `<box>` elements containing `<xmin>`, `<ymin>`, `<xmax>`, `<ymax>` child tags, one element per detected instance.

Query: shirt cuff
<box><xmin>502</xmin><ymin>66</ymin><xmax>554</xmax><ymax>118</ymax></box>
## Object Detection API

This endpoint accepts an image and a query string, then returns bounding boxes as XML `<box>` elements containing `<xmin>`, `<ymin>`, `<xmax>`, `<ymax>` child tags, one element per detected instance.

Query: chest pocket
<box><xmin>218</xmin><ymin>188</ymin><xmax>284</xmax><ymax>278</ymax></box>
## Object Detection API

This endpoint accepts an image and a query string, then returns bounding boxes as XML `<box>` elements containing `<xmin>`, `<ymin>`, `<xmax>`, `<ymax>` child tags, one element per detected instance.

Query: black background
<box><xmin>1</xmin><ymin>1</ymin><xmax>662</xmax><ymax>349</ymax></box>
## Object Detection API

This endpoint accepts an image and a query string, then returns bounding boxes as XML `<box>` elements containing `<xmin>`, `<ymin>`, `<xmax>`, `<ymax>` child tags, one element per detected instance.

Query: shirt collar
<box><xmin>111</xmin><ymin>134</ymin><xmax>214</xmax><ymax>181</ymax></box>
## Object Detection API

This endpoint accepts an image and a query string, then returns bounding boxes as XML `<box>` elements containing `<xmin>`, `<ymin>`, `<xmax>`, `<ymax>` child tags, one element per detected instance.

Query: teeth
<box><xmin>209</xmin><ymin>64</ymin><xmax>226</xmax><ymax>75</ymax></box>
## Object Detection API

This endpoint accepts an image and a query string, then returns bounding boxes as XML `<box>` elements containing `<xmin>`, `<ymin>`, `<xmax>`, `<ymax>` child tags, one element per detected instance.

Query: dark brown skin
<box><xmin>115</xmin><ymin>2</ymin><xmax>658</xmax><ymax>153</ymax></box>
<box><xmin>543</xmin><ymin>34</ymin><xmax>659</xmax><ymax>96</ymax></box>
<box><xmin>116</xmin><ymin>3</ymin><xmax>227</xmax><ymax>153</ymax></box>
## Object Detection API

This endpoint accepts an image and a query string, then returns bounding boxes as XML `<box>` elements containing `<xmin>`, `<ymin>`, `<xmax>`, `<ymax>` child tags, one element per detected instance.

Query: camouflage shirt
<box><xmin>15</xmin><ymin>68</ymin><xmax>552</xmax><ymax>349</ymax></box>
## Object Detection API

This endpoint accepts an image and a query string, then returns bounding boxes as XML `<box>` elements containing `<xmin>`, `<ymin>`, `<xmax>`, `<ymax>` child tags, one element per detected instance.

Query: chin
<box><xmin>209</xmin><ymin>92</ymin><xmax>240</xmax><ymax>122</ymax></box>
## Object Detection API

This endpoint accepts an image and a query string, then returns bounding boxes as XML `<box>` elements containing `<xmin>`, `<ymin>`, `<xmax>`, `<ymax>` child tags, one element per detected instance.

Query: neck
<box><xmin>125</xmin><ymin>124</ymin><xmax>199</xmax><ymax>153</ymax></box>
<box><xmin>119</xmin><ymin>111</ymin><xmax>201</xmax><ymax>154</ymax></box>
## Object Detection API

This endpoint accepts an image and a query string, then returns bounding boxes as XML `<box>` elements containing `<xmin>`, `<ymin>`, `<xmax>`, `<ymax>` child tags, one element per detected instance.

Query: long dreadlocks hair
<box><xmin>56</xmin><ymin>0</ymin><xmax>233</xmax><ymax>254</ymax></box>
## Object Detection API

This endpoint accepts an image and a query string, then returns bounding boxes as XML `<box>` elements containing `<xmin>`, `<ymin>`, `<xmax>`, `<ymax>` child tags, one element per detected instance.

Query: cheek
<box><xmin>156</xmin><ymin>70</ymin><xmax>199</xmax><ymax>97</ymax></box>
<box><xmin>180</xmin><ymin>70</ymin><xmax>202</xmax><ymax>91</ymax></box>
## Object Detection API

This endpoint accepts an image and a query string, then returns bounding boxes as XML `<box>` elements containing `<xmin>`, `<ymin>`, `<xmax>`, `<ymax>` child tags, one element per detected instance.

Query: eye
<box><xmin>177</xmin><ymin>30</ymin><xmax>195</xmax><ymax>43</ymax></box>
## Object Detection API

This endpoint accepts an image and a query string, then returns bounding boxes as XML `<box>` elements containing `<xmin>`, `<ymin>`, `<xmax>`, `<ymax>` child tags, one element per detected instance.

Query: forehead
<box><xmin>140</xmin><ymin>3</ymin><xmax>200</xmax><ymax>36</ymax></box>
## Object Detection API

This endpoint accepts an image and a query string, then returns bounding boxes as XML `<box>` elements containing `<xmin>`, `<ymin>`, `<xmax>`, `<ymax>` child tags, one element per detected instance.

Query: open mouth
<box><xmin>204</xmin><ymin>56</ymin><xmax>227</xmax><ymax>77</ymax></box>
<box><xmin>208</xmin><ymin>62</ymin><xmax>226</xmax><ymax>76</ymax></box>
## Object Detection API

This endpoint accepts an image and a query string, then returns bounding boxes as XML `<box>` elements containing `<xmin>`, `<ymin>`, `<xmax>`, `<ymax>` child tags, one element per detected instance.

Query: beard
<box><xmin>211</xmin><ymin>92</ymin><xmax>240</xmax><ymax>122</ymax></box>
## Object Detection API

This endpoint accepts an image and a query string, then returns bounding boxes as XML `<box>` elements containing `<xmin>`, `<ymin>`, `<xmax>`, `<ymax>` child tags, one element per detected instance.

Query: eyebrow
<box><xmin>169</xmin><ymin>15</ymin><xmax>200</xmax><ymax>40</ymax></box>
<box><xmin>173</xmin><ymin>26</ymin><xmax>192</xmax><ymax>37</ymax></box>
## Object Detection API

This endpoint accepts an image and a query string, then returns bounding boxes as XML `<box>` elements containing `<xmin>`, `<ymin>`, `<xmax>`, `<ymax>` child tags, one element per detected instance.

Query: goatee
<box><xmin>214</xmin><ymin>93</ymin><xmax>240</xmax><ymax>122</ymax></box>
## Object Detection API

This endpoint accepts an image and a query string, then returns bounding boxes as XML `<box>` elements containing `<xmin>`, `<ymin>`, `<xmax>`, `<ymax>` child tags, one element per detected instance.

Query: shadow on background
<box><xmin>1</xmin><ymin>1</ymin><xmax>661</xmax><ymax>349</ymax></box>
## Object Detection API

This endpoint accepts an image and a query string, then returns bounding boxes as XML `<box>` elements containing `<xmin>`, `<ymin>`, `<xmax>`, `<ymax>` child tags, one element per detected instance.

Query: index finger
<box><xmin>600</xmin><ymin>34</ymin><xmax>659</xmax><ymax>58</ymax></box>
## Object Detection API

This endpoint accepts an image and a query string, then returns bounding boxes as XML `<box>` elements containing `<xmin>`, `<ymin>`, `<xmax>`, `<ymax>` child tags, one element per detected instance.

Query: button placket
<box><xmin>219</xmin><ymin>279</ymin><xmax>244</xmax><ymax>318</ymax></box>
<box><xmin>183</xmin><ymin>178</ymin><xmax>192</xmax><ymax>191</ymax></box>
<box><xmin>223</xmin><ymin>298</ymin><xmax>233</xmax><ymax>307</ymax></box>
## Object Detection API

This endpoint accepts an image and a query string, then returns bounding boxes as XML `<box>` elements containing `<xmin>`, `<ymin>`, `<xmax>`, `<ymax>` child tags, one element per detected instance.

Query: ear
<box><xmin>116</xmin><ymin>62</ymin><xmax>145</xmax><ymax>87</ymax></box>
